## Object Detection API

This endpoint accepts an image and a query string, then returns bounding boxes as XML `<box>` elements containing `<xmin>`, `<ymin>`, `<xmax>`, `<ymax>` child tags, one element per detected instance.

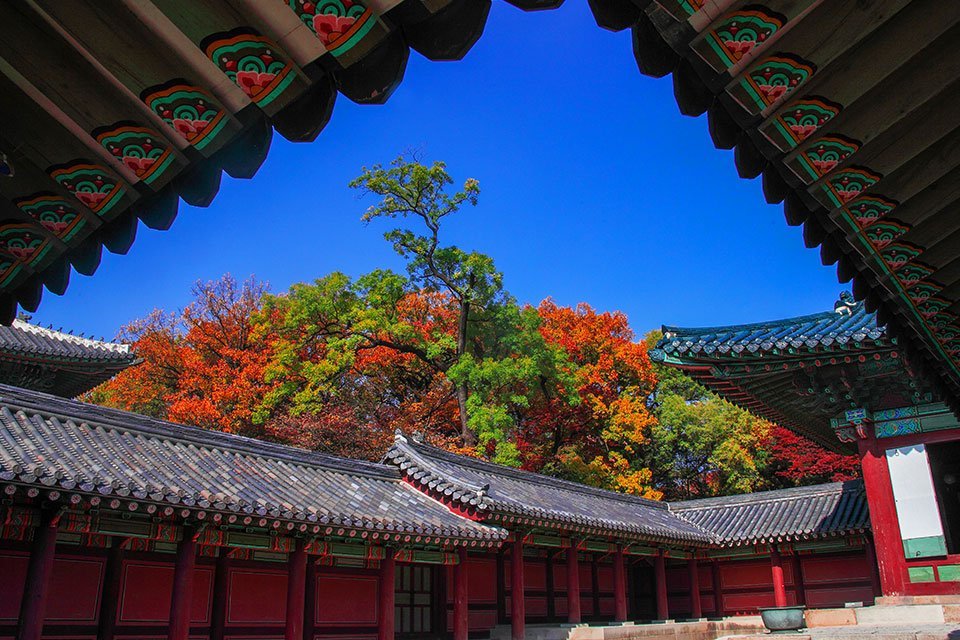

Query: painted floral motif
<box><xmin>880</xmin><ymin>243</ymin><xmax>921</xmax><ymax>271</ymax></box>
<box><xmin>0</xmin><ymin>225</ymin><xmax>49</xmax><ymax>266</ymax></box>
<box><xmin>909</xmin><ymin>282</ymin><xmax>943</xmax><ymax>304</ymax></box>
<box><xmin>843</xmin><ymin>195</ymin><xmax>897</xmax><ymax>228</ymax></box>
<box><xmin>94</xmin><ymin>123</ymin><xmax>174</xmax><ymax>185</ymax></box>
<box><xmin>929</xmin><ymin>313</ymin><xmax>957</xmax><ymax>332</ymax></box>
<box><xmin>203</xmin><ymin>29</ymin><xmax>295</xmax><ymax>108</ymax></box>
<box><xmin>764</xmin><ymin>97</ymin><xmax>841</xmax><ymax>151</ymax></box>
<box><xmin>864</xmin><ymin>220</ymin><xmax>909</xmax><ymax>249</ymax></box>
<box><xmin>141</xmin><ymin>81</ymin><xmax>227</xmax><ymax>151</ymax></box>
<box><xmin>699</xmin><ymin>8</ymin><xmax>785</xmax><ymax>71</ymax></box>
<box><xmin>0</xmin><ymin>258</ymin><xmax>20</xmax><ymax>288</ymax></box>
<box><xmin>289</xmin><ymin>0</ymin><xmax>374</xmax><ymax>57</ymax></box>
<box><xmin>823</xmin><ymin>167</ymin><xmax>880</xmax><ymax>207</ymax></box>
<box><xmin>14</xmin><ymin>194</ymin><xmax>85</xmax><ymax>242</ymax></box>
<box><xmin>47</xmin><ymin>162</ymin><xmax>125</xmax><ymax>215</ymax></box>
<box><xmin>897</xmin><ymin>263</ymin><xmax>934</xmax><ymax>288</ymax></box>
<box><xmin>794</xmin><ymin>136</ymin><xmax>859</xmax><ymax>181</ymax></box>
<box><xmin>916</xmin><ymin>297</ymin><xmax>950</xmax><ymax>319</ymax></box>
<box><xmin>737</xmin><ymin>54</ymin><xmax>815</xmax><ymax>112</ymax></box>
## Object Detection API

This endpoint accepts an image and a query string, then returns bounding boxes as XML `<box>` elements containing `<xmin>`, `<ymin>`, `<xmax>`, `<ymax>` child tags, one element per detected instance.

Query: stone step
<box><xmin>854</xmin><ymin>603</ymin><xmax>945</xmax><ymax>626</ymax></box>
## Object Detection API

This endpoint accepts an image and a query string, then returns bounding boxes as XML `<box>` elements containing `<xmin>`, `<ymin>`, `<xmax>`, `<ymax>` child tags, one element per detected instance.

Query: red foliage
<box><xmin>769</xmin><ymin>426</ymin><xmax>861</xmax><ymax>483</ymax></box>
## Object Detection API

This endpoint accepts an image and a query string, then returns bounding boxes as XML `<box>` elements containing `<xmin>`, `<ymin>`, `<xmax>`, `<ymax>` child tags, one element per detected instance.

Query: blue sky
<box><xmin>32</xmin><ymin>1</ymin><xmax>841</xmax><ymax>340</ymax></box>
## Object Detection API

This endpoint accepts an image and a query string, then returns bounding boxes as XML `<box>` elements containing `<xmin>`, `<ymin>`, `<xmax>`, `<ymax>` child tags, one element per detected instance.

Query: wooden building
<box><xmin>654</xmin><ymin>294</ymin><xmax>960</xmax><ymax>600</ymax></box>
<box><xmin>1</xmin><ymin>379</ymin><xmax>877</xmax><ymax>640</ymax></box>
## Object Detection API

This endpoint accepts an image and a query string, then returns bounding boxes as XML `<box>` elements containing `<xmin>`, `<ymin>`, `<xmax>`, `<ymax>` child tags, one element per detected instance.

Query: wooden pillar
<box><xmin>653</xmin><ymin>550</ymin><xmax>668</xmax><ymax>621</ymax></box>
<box><xmin>305</xmin><ymin>557</ymin><xmax>318</xmax><ymax>640</ymax></box>
<box><xmin>545</xmin><ymin>553</ymin><xmax>555</xmax><ymax>620</ymax></box>
<box><xmin>511</xmin><ymin>538</ymin><xmax>525</xmax><ymax>640</ymax></box>
<box><xmin>378</xmin><ymin>551</ymin><xmax>396</xmax><ymax>640</ymax></box>
<box><xmin>566</xmin><ymin>544</ymin><xmax>581</xmax><ymax>624</ymax></box>
<box><xmin>865</xmin><ymin>536</ymin><xmax>882</xmax><ymax>599</ymax></box>
<box><xmin>17</xmin><ymin>511</ymin><xmax>60</xmax><ymax>640</ymax></box>
<box><xmin>792</xmin><ymin>554</ymin><xmax>805</xmax><ymax>607</ymax></box>
<box><xmin>711</xmin><ymin>560</ymin><xmax>723</xmax><ymax>617</ymax></box>
<box><xmin>688</xmin><ymin>557</ymin><xmax>702</xmax><ymax>619</ymax></box>
<box><xmin>858</xmin><ymin>437</ymin><xmax>905</xmax><ymax>595</ymax></box>
<box><xmin>168</xmin><ymin>526</ymin><xmax>197</xmax><ymax>640</ymax></box>
<box><xmin>590</xmin><ymin>556</ymin><xmax>600</xmax><ymax>620</ymax></box>
<box><xmin>613</xmin><ymin>545</ymin><xmax>627</xmax><ymax>622</ymax></box>
<box><xmin>96</xmin><ymin>539</ymin><xmax>125</xmax><ymax>640</ymax></box>
<box><xmin>210</xmin><ymin>551</ymin><xmax>230</xmax><ymax>640</ymax></box>
<box><xmin>453</xmin><ymin>548</ymin><xmax>469</xmax><ymax>640</ymax></box>
<box><xmin>770</xmin><ymin>546</ymin><xmax>787</xmax><ymax>608</ymax></box>
<box><xmin>285</xmin><ymin>539</ymin><xmax>308</xmax><ymax>640</ymax></box>
<box><xmin>496</xmin><ymin>549</ymin><xmax>507</xmax><ymax>624</ymax></box>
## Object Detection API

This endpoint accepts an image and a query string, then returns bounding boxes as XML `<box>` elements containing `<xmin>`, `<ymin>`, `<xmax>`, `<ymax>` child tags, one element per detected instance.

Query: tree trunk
<box><xmin>457</xmin><ymin>297</ymin><xmax>475</xmax><ymax>447</ymax></box>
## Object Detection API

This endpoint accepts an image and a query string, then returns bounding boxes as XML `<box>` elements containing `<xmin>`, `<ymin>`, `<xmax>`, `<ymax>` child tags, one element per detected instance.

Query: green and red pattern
<box><xmin>47</xmin><ymin>161</ymin><xmax>125</xmax><ymax>215</ymax></box>
<box><xmin>203</xmin><ymin>29</ymin><xmax>295</xmax><ymax>108</ymax></box>
<box><xmin>897</xmin><ymin>263</ymin><xmax>935</xmax><ymax>288</ymax></box>
<box><xmin>821</xmin><ymin>167</ymin><xmax>881</xmax><ymax>208</ymax></box>
<box><xmin>763</xmin><ymin>96</ymin><xmax>841</xmax><ymax>151</ymax></box>
<box><xmin>289</xmin><ymin>0</ymin><xmax>376</xmax><ymax>58</ymax></box>
<box><xmin>909</xmin><ymin>282</ymin><xmax>943</xmax><ymax>304</ymax></box>
<box><xmin>880</xmin><ymin>243</ymin><xmax>922</xmax><ymax>271</ymax></box>
<box><xmin>0</xmin><ymin>259</ymin><xmax>19</xmax><ymax>289</ymax></box>
<box><xmin>14</xmin><ymin>194</ymin><xmax>85</xmax><ymax>242</ymax></box>
<box><xmin>0</xmin><ymin>225</ymin><xmax>49</xmax><ymax>267</ymax></box>
<box><xmin>141</xmin><ymin>80</ymin><xmax>228</xmax><ymax>151</ymax></box>
<box><xmin>844</xmin><ymin>195</ymin><xmax>897</xmax><ymax>228</ymax></box>
<box><xmin>697</xmin><ymin>7</ymin><xmax>785</xmax><ymax>71</ymax></box>
<box><xmin>864</xmin><ymin>220</ymin><xmax>910</xmax><ymax>249</ymax></box>
<box><xmin>790</xmin><ymin>135</ymin><xmax>860</xmax><ymax>182</ymax></box>
<box><xmin>653</xmin><ymin>0</ymin><xmax>705</xmax><ymax>21</ymax></box>
<box><xmin>93</xmin><ymin>122</ymin><xmax>175</xmax><ymax>185</ymax></box>
<box><xmin>734</xmin><ymin>54</ymin><xmax>815</xmax><ymax>113</ymax></box>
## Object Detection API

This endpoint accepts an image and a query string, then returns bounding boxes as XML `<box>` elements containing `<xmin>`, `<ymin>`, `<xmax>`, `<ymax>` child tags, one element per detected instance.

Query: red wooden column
<box><xmin>613</xmin><ymin>544</ymin><xmax>627</xmax><ymax>622</ymax></box>
<box><xmin>770</xmin><ymin>546</ymin><xmax>787</xmax><ymax>608</ymax></box>
<box><xmin>17</xmin><ymin>510</ymin><xmax>61</xmax><ymax>640</ymax></box>
<box><xmin>511</xmin><ymin>537</ymin><xmax>526</xmax><ymax>640</ymax></box>
<box><xmin>653</xmin><ymin>549</ymin><xmax>668</xmax><ymax>621</ymax></box>
<box><xmin>285</xmin><ymin>539</ymin><xmax>308</xmax><ymax>640</ymax></box>
<box><xmin>210</xmin><ymin>551</ymin><xmax>231</xmax><ymax>640</ymax></box>
<box><xmin>792</xmin><ymin>554</ymin><xmax>806</xmax><ymax>607</ymax></box>
<box><xmin>96</xmin><ymin>539</ymin><xmax>125</xmax><ymax>640</ymax></box>
<box><xmin>711</xmin><ymin>559</ymin><xmax>723</xmax><ymax>617</ymax></box>
<box><xmin>378</xmin><ymin>551</ymin><xmax>396</xmax><ymax>640</ymax></box>
<box><xmin>169</xmin><ymin>526</ymin><xmax>197</xmax><ymax>640</ymax></box>
<box><xmin>688</xmin><ymin>557</ymin><xmax>702</xmax><ymax>619</ymax></box>
<box><xmin>858</xmin><ymin>436</ymin><xmax>905</xmax><ymax>595</ymax></box>
<box><xmin>566</xmin><ymin>543</ymin><xmax>581</xmax><ymax>623</ymax></box>
<box><xmin>453</xmin><ymin>548</ymin><xmax>469</xmax><ymax>640</ymax></box>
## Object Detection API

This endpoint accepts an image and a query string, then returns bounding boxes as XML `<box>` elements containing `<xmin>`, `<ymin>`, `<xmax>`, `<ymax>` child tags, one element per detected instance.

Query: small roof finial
<box><xmin>834</xmin><ymin>291</ymin><xmax>857</xmax><ymax>315</ymax></box>
<box><xmin>412</xmin><ymin>430</ymin><xmax>424</xmax><ymax>444</ymax></box>
<box><xmin>393</xmin><ymin>428</ymin><xmax>407</xmax><ymax>443</ymax></box>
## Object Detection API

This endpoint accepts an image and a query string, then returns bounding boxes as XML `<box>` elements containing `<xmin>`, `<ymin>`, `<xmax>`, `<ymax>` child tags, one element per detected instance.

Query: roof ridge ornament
<box><xmin>834</xmin><ymin>291</ymin><xmax>858</xmax><ymax>315</ymax></box>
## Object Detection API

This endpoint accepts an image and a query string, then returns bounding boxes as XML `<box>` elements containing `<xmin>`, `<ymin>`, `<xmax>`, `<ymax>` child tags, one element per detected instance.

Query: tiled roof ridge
<box><xmin>394</xmin><ymin>436</ymin><xmax>671</xmax><ymax>511</ymax></box>
<box><xmin>669</xmin><ymin>480</ymin><xmax>864</xmax><ymax>512</ymax></box>
<box><xmin>8</xmin><ymin>319</ymin><xmax>136</xmax><ymax>359</ymax></box>
<box><xmin>0</xmin><ymin>384</ymin><xmax>399</xmax><ymax>481</ymax></box>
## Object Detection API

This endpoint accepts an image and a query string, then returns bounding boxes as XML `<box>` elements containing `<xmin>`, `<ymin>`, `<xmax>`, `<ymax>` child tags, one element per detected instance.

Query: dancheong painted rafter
<box><xmin>0</xmin><ymin>2</ymin><xmax>959</xmax><ymax>409</ymax></box>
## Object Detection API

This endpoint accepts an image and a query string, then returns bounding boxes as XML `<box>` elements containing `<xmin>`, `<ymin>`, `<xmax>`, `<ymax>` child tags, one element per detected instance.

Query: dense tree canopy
<box><xmin>90</xmin><ymin>156</ymin><xmax>859</xmax><ymax>499</ymax></box>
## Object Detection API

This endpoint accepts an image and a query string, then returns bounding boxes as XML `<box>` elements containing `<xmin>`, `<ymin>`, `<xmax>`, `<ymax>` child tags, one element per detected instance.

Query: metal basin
<box><xmin>758</xmin><ymin>606</ymin><xmax>806</xmax><ymax>633</ymax></box>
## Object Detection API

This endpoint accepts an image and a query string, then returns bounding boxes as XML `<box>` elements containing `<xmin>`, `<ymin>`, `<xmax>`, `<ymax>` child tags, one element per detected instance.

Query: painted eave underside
<box><xmin>649</xmin><ymin>298</ymin><xmax>936</xmax><ymax>450</ymax></box>
<box><xmin>0</xmin><ymin>0</ymin><xmax>957</xmax><ymax>414</ymax></box>
<box><xmin>0</xmin><ymin>384</ymin><xmax>507</xmax><ymax>543</ymax></box>
<box><xmin>670</xmin><ymin>479</ymin><xmax>870</xmax><ymax>546</ymax></box>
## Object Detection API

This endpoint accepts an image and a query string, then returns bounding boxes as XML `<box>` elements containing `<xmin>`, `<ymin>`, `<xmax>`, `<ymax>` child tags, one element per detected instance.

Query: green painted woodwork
<box><xmin>937</xmin><ymin>565</ymin><xmax>960</xmax><ymax>581</ymax></box>
<box><xmin>528</xmin><ymin>534</ymin><xmax>566</xmax><ymax>548</ymax></box>
<box><xmin>908</xmin><ymin>566</ymin><xmax>936</xmax><ymax>583</ymax></box>
<box><xmin>903</xmin><ymin>535</ymin><xmax>947</xmax><ymax>559</ymax></box>
<box><xmin>97</xmin><ymin>518</ymin><xmax>158</xmax><ymax>539</ymax></box>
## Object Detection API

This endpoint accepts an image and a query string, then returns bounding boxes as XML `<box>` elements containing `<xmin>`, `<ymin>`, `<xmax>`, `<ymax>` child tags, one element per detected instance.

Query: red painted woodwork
<box><xmin>566</xmin><ymin>546</ymin><xmax>581</xmax><ymax>623</ymax></box>
<box><xmin>0</xmin><ymin>552</ymin><xmax>28</xmax><ymax>621</ymax></box>
<box><xmin>858</xmin><ymin>436</ymin><xmax>906</xmax><ymax>596</ymax></box>
<box><xmin>168</xmin><ymin>531</ymin><xmax>197</xmax><ymax>640</ymax></box>
<box><xmin>229</xmin><ymin>568</ymin><xmax>288</xmax><ymax>624</ymax></box>
<box><xmin>511</xmin><ymin>540</ymin><xmax>525</xmax><ymax>640</ymax></box>
<box><xmin>378</xmin><ymin>553</ymin><xmax>395</xmax><ymax>640</ymax></box>
<box><xmin>864</xmin><ymin>537</ymin><xmax>881</xmax><ymax>599</ymax></box>
<box><xmin>613</xmin><ymin>546</ymin><xmax>627</xmax><ymax>622</ymax></box>
<box><xmin>17</xmin><ymin>512</ymin><xmax>59</xmax><ymax>640</ymax></box>
<box><xmin>688</xmin><ymin>558</ymin><xmax>702</xmax><ymax>619</ymax></box>
<box><xmin>46</xmin><ymin>556</ymin><xmax>104</xmax><ymax>622</ymax></box>
<box><xmin>315</xmin><ymin>573</ymin><xmax>379</xmax><ymax>625</ymax></box>
<box><xmin>712</xmin><ymin>560</ymin><xmax>723</xmax><ymax>616</ymax></box>
<box><xmin>654</xmin><ymin>550</ymin><xmax>668</xmax><ymax>621</ymax></box>
<box><xmin>285</xmin><ymin>540</ymin><xmax>307</xmax><ymax>640</ymax></box>
<box><xmin>209</xmin><ymin>552</ymin><xmax>229</xmax><ymax>640</ymax></box>
<box><xmin>118</xmin><ymin>561</ymin><xmax>212</xmax><ymax>624</ymax></box>
<box><xmin>792</xmin><ymin>555</ymin><xmax>806</xmax><ymax>607</ymax></box>
<box><xmin>770</xmin><ymin>547</ymin><xmax>787</xmax><ymax>608</ymax></box>
<box><xmin>97</xmin><ymin>542</ymin><xmax>124</xmax><ymax>640</ymax></box>
<box><xmin>453</xmin><ymin>549</ymin><xmax>468</xmax><ymax>640</ymax></box>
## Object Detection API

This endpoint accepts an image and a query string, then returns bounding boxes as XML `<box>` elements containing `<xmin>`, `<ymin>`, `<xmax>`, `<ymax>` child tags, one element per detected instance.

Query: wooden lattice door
<box><xmin>395</xmin><ymin>564</ymin><xmax>441</xmax><ymax>637</ymax></box>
